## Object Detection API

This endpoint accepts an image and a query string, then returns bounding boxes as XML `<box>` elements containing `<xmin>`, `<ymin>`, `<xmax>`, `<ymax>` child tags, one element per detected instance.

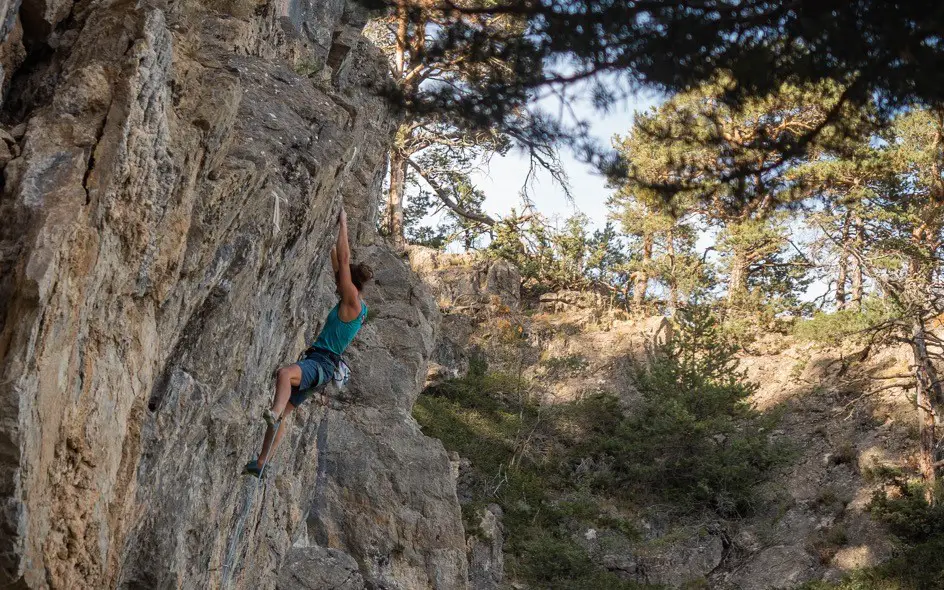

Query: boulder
<box><xmin>729</xmin><ymin>545</ymin><xmax>816</xmax><ymax>589</ymax></box>
<box><xmin>278</xmin><ymin>546</ymin><xmax>365</xmax><ymax>590</ymax></box>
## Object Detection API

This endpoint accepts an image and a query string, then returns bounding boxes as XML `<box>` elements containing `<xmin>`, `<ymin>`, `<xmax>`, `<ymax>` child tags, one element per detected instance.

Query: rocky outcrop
<box><xmin>408</xmin><ymin>247</ymin><xmax>522</xmax><ymax>388</ymax></box>
<box><xmin>466</xmin><ymin>505</ymin><xmax>503</xmax><ymax>590</ymax></box>
<box><xmin>0</xmin><ymin>1</ymin><xmax>466</xmax><ymax>589</ymax></box>
<box><xmin>408</xmin><ymin>246</ymin><xmax>521</xmax><ymax>312</ymax></box>
<box><xmin>584</xmin><ymin>525</ymin><xmax>724</xmax><ymax>587</ymax></box>
<box><xmin>537</xmin><ymin>289</ymin><xmax>605</xmax><ymax>313</ymax></box>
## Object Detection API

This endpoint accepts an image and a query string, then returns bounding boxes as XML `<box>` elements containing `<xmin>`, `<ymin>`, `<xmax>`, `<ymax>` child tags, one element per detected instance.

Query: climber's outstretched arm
<box><xmin>335</xmin><ymin>208</ymin><xmax>360</xmax><ymax>318</ymax></box>
<box><xmin>331</xmin><ymin>247</ymin><xmax>339</xmax><ymax>274</ymax></box>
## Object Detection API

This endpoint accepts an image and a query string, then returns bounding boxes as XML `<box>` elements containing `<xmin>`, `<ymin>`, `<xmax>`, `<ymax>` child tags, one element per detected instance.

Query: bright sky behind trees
<box><xmin>470</xmin><ymin>92</ymin><xmax>662</xmax><ymax>234</ymax></box>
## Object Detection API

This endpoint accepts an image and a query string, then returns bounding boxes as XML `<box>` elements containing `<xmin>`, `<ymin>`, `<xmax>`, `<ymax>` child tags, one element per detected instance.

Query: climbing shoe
<box><xmin>262</xmin><ymin>408</ymin><xmax>279</xmax><ymax>428</ymax></box>
<box><xmin>243</xmin><ymin>459</ymin><xmax>264</xmax><ymax>478</ymax></box>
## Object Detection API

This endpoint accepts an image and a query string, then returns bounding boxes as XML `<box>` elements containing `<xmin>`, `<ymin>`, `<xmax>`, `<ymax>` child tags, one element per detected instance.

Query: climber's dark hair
<box><xmin>339</xmin><ymin>262</ymin><xmax>374</xmax><ymax>292</ymax></box>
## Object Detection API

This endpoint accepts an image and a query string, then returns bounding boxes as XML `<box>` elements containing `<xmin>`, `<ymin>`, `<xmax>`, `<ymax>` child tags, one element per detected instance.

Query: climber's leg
<box><xmin>270</xmin><ymin>364</ymin><xmax>302</xmax><ymax>418</ymax></box>
<box><xmin>247</xmin><ymin>359</ymin><xmax>330</xmax><ymax>475</ymax></box>
<box><xmin>258</xmin><ymin>402</ymin><xmax>297</xmax><ymax>467</ymax></box>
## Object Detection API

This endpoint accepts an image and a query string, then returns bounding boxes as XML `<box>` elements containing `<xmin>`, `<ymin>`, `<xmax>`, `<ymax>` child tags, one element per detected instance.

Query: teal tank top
<box><xmin>312</xmin><ymin>301</ymin><xmax>367</xmax><ymax>357</ymax></box>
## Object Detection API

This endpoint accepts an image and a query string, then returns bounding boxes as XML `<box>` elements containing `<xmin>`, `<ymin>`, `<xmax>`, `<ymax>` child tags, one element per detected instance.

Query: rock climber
<box><xmin>244</xmin><ymin>206</ymin><xmax>373</xmax><ymax>477</ymax></box>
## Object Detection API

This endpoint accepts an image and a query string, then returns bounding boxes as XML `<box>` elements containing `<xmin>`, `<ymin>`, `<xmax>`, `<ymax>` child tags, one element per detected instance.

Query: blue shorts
<box><xmin>289</xmin><ymin>352</ymin><xmax>335</xmax><ymax>407</ymax></box>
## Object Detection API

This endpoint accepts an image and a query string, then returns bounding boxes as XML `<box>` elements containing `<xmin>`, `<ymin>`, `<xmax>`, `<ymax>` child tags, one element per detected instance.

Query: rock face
<box><xmin>0</xmin><ymin>1</ymin><xmax>466</xmax><ymax>589</ymax></box>
<box><xmin>466</xmin><ymin>505</ymin><xmax>503</xmax><ymax>590</ymax></box>
<box><xmin>408</xmin><ymin>247</ymin><xmax>521</xmax><ymax>311</ymax></box>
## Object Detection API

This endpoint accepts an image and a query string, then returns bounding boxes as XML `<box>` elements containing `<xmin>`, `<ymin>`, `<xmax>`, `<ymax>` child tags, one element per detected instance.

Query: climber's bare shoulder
<box><xmin>338</xmin><ymin>296</ymin><xmax>362</xmax><ymax>322</ymax></box>
<box><xmin>336</xmin><ymin>265</ymin><xmax>361</xmax><ymax>321</ymax></box>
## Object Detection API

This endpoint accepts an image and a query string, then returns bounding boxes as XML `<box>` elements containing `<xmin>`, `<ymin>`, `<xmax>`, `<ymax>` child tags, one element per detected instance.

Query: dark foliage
<box><xmin>870</xmin><ymin>482</ymin><xmax>944</xmax><ymax>544</ymax></box>
<box><xmin>361</xmin><ymin>0</ymin><xmax>944</xmax><ymax>178</ymax></box>
<box><xmin>569</xmin><ymin>306</ymin><xmax>782</xmax><ymax>517</ymax></box>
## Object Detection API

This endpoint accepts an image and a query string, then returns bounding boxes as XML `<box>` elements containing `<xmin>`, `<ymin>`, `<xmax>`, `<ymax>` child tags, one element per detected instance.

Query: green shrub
<box><xmin>862</xmin><ymin>462</ymin><xmax>906</xmax><ymax>485</ymax></box>
<box><xmin>571</xmin><ymin>306</ymin><xmax>783</xmax><ymax>516</ymax></box>
<box><xmin>870</xmin><ymin>481</ymin><xmax>944</xmax><ymax>543</ymax></box>
<box><xmin>508</xmin><ymin>529</ymin><xmax>655</xmax><ymax>589</ymax></box>
<box><xmin>793</xmin><ymin>299</ymin><xmax>897</xmax><ymax>345</ymax></box>
<box><xmin>515</xmin><ymin>532</ymin><xmax>594</xmax><ymax>581</ymax></box>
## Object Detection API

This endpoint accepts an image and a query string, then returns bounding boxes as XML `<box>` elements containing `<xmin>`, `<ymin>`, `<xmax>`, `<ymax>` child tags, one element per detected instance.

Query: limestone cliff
<box><xmin>0</xmin><ymin>1</ymin><xmax>466</xmax><ymax>589</ymax></box>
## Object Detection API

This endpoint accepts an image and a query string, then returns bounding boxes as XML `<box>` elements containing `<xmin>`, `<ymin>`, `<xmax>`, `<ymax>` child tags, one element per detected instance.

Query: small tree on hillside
<box><xmin>585</xmin><ymin>221</ymin><xmax>631</xmax><ymax>299</ymax></box>
<box><xmin>606</xmin><ymin>189</ymin><xmax>703</xmax><ymax>312</ymax></box>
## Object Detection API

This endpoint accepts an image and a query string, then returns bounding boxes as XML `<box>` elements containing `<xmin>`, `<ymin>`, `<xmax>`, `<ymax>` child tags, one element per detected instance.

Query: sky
<box><xmin>468</xmin><ymin>91</ymin><xmax>662</xmax><ymax>232</ymax></box>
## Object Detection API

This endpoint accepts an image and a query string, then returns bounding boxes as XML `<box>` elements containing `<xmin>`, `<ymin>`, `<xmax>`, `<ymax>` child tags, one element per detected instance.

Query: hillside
<box><xmin>410</xmin><ymin>248</ymin><xmax>936</xmax><ymax>590</ymax></box>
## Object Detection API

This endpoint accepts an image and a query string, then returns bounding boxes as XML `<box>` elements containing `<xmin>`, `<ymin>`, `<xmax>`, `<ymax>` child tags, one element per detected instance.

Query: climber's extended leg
<box><xmin>256</xmin><ymin>402</ymin><xmax>297</xmax><ymax>468</ymax></box>
<box><xmin>245</xmin><ymin>357</ymin><xmax>331</xmax><ymax>477</ymax></box>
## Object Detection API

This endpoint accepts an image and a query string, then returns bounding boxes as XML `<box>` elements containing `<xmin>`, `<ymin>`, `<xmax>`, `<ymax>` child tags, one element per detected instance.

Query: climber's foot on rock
<box><xmin>244</xmin><ymin>459</ymin><xmax>264</xmax><ymax>478</ymax></box>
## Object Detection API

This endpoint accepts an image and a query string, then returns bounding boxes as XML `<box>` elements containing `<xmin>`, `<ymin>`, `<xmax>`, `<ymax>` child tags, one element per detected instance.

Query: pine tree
<box><xmin>790</xmin><ymin>141</ymin><xmax>891</xmax><ymax>311</ymax></box>
<box><xmin>879</xmin><ymin>109</ymin><xmax>944</xmax><ymax>489</ymax></box>
<box><xmin>802</xmin><ymin>108</ymin><xmax>944</xmax><ymax>489</ymax></box>
<box><xmin>607</xmin><ymin>187</ymin><xmax>702</xmax><ymax>312</ymax></box>
<box><xmin>365</xmin><ymin>0</ymin><xmax>944</xmax><ymax>166</ymax></box>
<box><xmin>365</xmin><ymin>5</ymin><xmax>564</xmax><ymax>246</ymax></box>
<box><xmin>617</xmin><ymin>79</ymin><xmax>848</xmax><ymax>311</ymax></box>
<box><xmin>585</xmin><ymin>221</ymin><xmax>631</xmax><ymax>300</ymax></box>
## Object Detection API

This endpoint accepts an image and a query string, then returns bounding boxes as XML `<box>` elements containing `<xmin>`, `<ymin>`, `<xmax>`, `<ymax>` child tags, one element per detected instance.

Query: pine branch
<box><xmin>406</xmin><ymin>158</ymin><xmax>496</xmax><ymax>226</ymax></box>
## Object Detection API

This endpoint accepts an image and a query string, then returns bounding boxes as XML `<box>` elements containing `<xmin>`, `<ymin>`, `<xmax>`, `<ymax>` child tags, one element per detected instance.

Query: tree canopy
<box><xmin>361</xmin><ymin>0</ymin><xmax>944</xmax><ymax>181</ymax></box>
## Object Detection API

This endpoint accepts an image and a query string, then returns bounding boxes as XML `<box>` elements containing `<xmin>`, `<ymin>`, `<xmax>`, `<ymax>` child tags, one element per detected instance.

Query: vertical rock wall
<box><xmin>0</xmin><ymin>1</ymin><xmax>467</xmax><ymax>588</ymax></box>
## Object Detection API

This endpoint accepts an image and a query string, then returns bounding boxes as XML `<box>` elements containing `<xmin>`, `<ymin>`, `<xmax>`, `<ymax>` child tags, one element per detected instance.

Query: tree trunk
<box><xmin>385</xmin><ymin>150</ymin><xmax>408</xmax><ymax>247</ymax></box>
<box><xmin>666</xmin><ymin>228</ymin><xmax>678</xmax><ymax>314</ymax></box>
<box><xmin>911</xmin><ymin>316</ymin><xmax>941</xmax><ymax>496</ymax></box>
<box><xmin>836</xmin><ymin>212</ymin><xmax>850</xmax><ymax>309</ymax></box>
<box><xmin>727</xmin><ymin>247</ymin><xmax>749</xmax><ymax>305</ymax></box>
<box><xmin>394</xmin><ymin>5</ymin><xmax>408</xmax><ymax>77</ymax></box>
<box><xmin>633</xmin><ymin>233</ymin><xmax>653</xmax><ymax>308</ymax></box>
<box><xmin>850</xmin><ymin>215</ymin><xmax>865</xmax><ymax>309</ymax></box>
